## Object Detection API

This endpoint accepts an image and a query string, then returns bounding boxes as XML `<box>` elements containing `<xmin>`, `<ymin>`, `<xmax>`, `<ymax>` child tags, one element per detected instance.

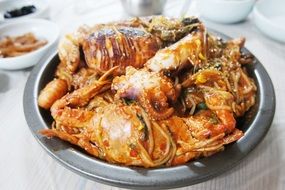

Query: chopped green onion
<box><xmin>197</xmin><ymin>102</ymin><xmax>208</xmax><ymax>110</ymax></box>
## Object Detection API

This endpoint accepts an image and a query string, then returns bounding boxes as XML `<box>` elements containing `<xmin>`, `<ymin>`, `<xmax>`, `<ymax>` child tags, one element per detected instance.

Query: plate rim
<box><xmin>23</xmin><ymin>29</ymin><xmax>276</xmax><ymax>189</ymax></box>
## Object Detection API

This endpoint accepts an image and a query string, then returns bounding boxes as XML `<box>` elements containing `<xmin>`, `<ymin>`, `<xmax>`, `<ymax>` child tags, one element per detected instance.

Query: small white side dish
<box><xmin>253</xmin><ymin>0</ymin><xmax>285</xmax><ymax>43</ymax></box>
<box><xmin>0</xmin><ymin>19</ymin><xmax>60</xmax><ymax>70</ymax></box>
<box><xmin>197</xmin><ymin>0</ymin><xmax>255</xmax><ymax>24</ymax></box>
<box><xmin>0</xmin><ymin>0</ymin><xmax>50</xmax><ymax>23</ymax></box>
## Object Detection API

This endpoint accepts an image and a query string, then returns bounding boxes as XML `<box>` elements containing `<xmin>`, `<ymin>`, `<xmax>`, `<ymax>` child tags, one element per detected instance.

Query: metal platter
<box><xmin>23</xmin><ymin>30</ymin><xmax>275</xmax><ymax>189</ymax></box>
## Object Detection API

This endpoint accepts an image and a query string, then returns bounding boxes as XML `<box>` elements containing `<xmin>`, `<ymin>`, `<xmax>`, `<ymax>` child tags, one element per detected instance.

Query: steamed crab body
<box><xmin>90</xmin><ymin>103</ymin><xmax>173</xmax><ymax>166</ymax></box>
<box><xmin>160</xmin><ymin>108</ymin><xmax>242</xmax><ymax>166</ymax></box>
<box><xmin>112</xmin><ymin>67</ymin><xmax>178</xmax><ymax>120</ymax></box>
<box><xmin>88</xmin><ymin>104</ymin><xmax>149</xmax><ymax>165</ymax></box>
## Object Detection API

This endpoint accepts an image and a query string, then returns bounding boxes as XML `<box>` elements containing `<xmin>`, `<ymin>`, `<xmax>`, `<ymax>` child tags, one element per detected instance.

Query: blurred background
<box><xmin>0</xmin><ymin>0</ymin><xmax>284</xmax><ymax>190</ymax></box>
<box><xmin>1</xmin><ymin>0</ymin><xmax>284</xmax><ymax>43</ymax></box>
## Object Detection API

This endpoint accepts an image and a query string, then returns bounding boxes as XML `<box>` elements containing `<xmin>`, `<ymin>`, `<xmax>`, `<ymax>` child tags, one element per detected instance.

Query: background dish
<box><xmin>0</xmin><ymin>0</ymin><xmax>49</xmax><ymax>23</ymax></box>
<box><xmin>253</xmin><ymin>0</ymin><xmax>285</xmax><ymax>43</ymax></box>
<box><xmin>197</xmin><ymin>0</ymin><xmax>255</xmax><ymax>24</ymax></box>
<box><xmin>120</xmin><ymin>0</ymin><xmax>166</xmax><ymax>16</ymax></box>
<box><xmin>0</xmin><ymin>19</ymin><xmax>59</xmax><ymax>70</ymax></box>
<box><xmin>23</xmin><ymin>30</ymin><xmax>275</xmax><ymax>189</ymax></box>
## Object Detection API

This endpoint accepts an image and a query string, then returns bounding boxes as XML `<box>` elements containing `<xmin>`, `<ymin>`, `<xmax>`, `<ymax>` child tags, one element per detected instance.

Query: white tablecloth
<box><xmin>1</xmin><ymin>0</ymin><xmax>285</xmax><ymax>189</ymax></box>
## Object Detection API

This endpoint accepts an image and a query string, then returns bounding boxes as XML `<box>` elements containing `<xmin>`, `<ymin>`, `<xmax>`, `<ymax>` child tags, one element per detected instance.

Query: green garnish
<box><xmin>197</xmin><ymin>102</ymin><xmax>208</xmax><ymax>110</ymax></box>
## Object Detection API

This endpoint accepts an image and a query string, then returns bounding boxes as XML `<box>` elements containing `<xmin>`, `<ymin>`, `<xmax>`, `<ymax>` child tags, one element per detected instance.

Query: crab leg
<box><xmin>146</xmin><ymin>25</ymin><xmax>207</xmax><ymax>72</ymax></box>
<box><xmin>41</xmin><ymin>129</ymin><xmax>100</xmax><ymax>157</ymax></box>
<box><xmin>51</xmin><ymin>66</ymin><xmax>117</xmax><ymax>128</ymax></box>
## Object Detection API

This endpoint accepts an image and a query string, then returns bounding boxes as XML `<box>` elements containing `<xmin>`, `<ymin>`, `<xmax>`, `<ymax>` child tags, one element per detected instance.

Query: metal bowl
<box><xmin>23</xmin><ymin>30</ymin><xmax>275</xmax><ymax>189</ymax></box>
<box><xmin>120</xmin><ymin>0</ymin><xmax>167</xmax><ymax>16</ymax></box>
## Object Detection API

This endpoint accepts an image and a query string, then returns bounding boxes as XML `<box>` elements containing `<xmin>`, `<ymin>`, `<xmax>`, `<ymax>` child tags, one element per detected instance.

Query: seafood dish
<box><xmin>37</xmin><ymin>16</ymin><xmax>256</xmax><ymax>168</ymax></box>
<box><xmin>0</xmin><ymin>32</ymin><xmax>47</xmax><ymax>58</ymax></box>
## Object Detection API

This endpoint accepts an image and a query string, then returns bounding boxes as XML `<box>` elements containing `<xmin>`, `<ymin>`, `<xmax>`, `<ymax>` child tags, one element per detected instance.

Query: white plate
<box><xmin>0</xmin><ymin>19</ymin><xmax>60</xmax><ymax>70</ymax></box>
<box><xmin>253</xmin><ymin>0</ymin><xmax>285</xmax><ymax>43</ymax></box>
<box><xmin>197</xmin><ymin>0</ymin><xmax>255</xmax><ymax>24</ymax></box>
<box><xmin>0</xmin><ymin>0</ymin><xmax>50</xmax><ymax>23</ymax></box>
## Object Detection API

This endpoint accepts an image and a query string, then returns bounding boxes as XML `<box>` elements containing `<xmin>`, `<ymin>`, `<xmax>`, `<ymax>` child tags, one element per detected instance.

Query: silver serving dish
<box><xmin>23</xmin><ymin>30</ymin><xmax>275</xmax><ymax>189</ymax></box>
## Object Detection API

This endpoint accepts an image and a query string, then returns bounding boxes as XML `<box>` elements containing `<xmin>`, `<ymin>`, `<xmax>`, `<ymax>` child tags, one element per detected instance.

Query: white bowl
<box><xmin>253</xmin><ymin>0</ymin><xmax>285</xmax><ymax>43</ymax></box>
<box><xmin>197</xmin><ymin>0</ymin><xmax>255</xmax><ymax>24</ymax></box>
<box><xmin>0</xmin><ymin>19</ymin><xmax>60</xmax><ymax>70</ymax></box>
<box><xmin>0</xmin><ymin>0</ymin><xmax>50</xmax><ymax>23</ymax></box>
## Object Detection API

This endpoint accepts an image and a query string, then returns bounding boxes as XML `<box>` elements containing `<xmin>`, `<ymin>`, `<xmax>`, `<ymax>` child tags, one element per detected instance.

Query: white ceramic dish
<box><xmin>197</xmin><ymin>0</ymin><xmax>255</xmax><ymax>24</ymax></box>
<box><xmin>253</xmin><ymin>0</ymin><xmax>285</xmax><ymax>43</ymax></box>
<box><xmin>0</xmin><ymin>0</ymin><xmax>50</xmax><ymax>23</ymax></box>
<box><xmin>0</xmin><ymin>19</ymin><xmax>60</xmax><ymax>70</ymax></box>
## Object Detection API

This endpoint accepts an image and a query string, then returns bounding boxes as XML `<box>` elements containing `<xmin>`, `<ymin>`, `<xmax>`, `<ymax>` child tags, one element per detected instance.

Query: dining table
<box><xmin>0</xmin><ymin>0</ymin><xmax>285</xmax><ymax>189</ymax></box>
